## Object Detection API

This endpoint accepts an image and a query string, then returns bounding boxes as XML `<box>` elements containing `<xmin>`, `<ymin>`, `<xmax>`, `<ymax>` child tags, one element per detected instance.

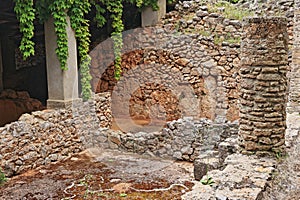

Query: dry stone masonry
<box><xmin>95</xmin><ymin>92</ymin><xmax>112</xmax><ymax>128</ymax></box>
<box><xmin>0</xmin><ymin>90</ymin><xmax>239</xmax><ymax>176</ymax></box>
<box><xmin>91</xmin><ymin>29</ymin><xmax>232</xmax><ymax>122</ymax></box>
<box><xmin>239</xmin><ymin>17</ymin><xmax>289</xmax><ymax>152</ymax></box>
<box><xmin>0</xmin><ymin>93</ymin><xmax>111</xmax><ymax>176</ymax></box>
<box><xmin>90</xmin><ymin>0</ymin><xmax>296</xmax><ymax>124</ymax></box>
<box><xmin>0</xmin><ymin>2</ymin><xmax>299</xmax><ymax>199</ymax></box>
<box><xmin>102</xmin><ymin>118</ymin><xmax>238</xmax><ymax>162</ymax></box>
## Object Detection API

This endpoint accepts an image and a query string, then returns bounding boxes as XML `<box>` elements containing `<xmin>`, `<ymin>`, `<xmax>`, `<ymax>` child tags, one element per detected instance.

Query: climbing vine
<box><xmin>101</xmin><ymin>0</ymin><xmax>124</xmax><ymax>80</ymax></box>
<box><xmin>14</xmin><ymin>0</ymin><xmax>35</xmax><ymax>59</ymax></box>
<box><xmin>48</xmin><ymin>0</ymin><xmax>72</xmax><ymax>71</ymax></box>
<box><xmin>69</xmin><ymin>0</ymin><xmax>92</xmax><ymax>100</ymax></box>
<box><xmin>14</xmin><ymin>0</ymin><xmax>166</xmax><ymax>100</ymax></box>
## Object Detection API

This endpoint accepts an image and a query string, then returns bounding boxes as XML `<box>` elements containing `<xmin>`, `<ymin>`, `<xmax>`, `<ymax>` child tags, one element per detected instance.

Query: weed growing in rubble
<box><xmin>213</xmin><ymin>33</ymin><xmax>241</xmax><ymax>45</ymax></box>
<box><xmin>0</xmin><ymin>169</ymin><xmax>7</xmax><ymax>186</ymax></box>
<box><xmin>78</xmin><ymin>174</ymin><xmax>94</xmax><ymax>199</ymax></box>
<box><xmin>120</xmin><ymin>193</ymin><xmax>128</xmax><ymax>197</ymax></box>
<box><xmin>274</xmin><ymin>150</ymin><xmax>288</xmax><ymax>163</ymax></box>
<box><xmin>208</xmin><ymin>1</ymin><xmax>254</xmax><ymax>20</ymax></box>
<box><xmin>200</xmin><ymin>175</ymin><xmax>215</xmax><ymax>186</ymax></box>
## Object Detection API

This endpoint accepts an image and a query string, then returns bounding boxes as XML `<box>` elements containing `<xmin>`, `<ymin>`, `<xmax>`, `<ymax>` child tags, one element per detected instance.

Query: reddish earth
<box><xmin>0</xmin><ymin>149</ymin><xmax>194</xmax><ymax>200</ymax></box>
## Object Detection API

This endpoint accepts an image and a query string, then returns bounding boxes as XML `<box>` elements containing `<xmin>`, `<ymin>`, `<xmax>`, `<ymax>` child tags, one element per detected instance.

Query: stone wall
<box><xmin>90</xmin><ymin>0</ymin><xmax>295</xmax><ymax>123</ymax></box>
<box><xmin>0</xmin><ymin>90</ymin><xmax>239</xmax><ymax>176</ymax></box>
<box><xmin>0</xmin><ymin>93</ymin><xmax>111</xmax><ymax>176</ymax></box>
<box><xmin>94</xmin><ymin>92</ymin><xmax>112</xmax><ymax>128</ymax></box>
<box><xmin>91</xmin><ymin>27</ymin><xmax>240</xmax><ymax>122</ymax></box>
<box><xmin>85</xmin><ymin>117</ymin><xmax>238</xmax><ymax>162</ymax></box>
<box><xmin>239</xmin><ymin>17</ymin><xmax>288</xmax><ymax>152</ymax></box>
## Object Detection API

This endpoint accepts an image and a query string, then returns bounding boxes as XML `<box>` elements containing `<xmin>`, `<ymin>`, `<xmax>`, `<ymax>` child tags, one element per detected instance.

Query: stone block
<box><xmin>194</xmin><ymin>157</ymin><xmax>221</xmax><ymax>181</ymax></box>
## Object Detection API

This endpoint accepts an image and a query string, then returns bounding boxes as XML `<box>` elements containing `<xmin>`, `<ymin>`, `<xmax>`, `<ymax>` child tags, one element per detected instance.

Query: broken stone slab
<box><xmin>186</xmin><ymin>153</ymin><xmax>276</xmax><ymax>200</ymax></box>
<box><xmin>194</xmin><ymin>157</ymin><xmax>221</xmax><ymax>181</ymax></box>
<box><xmin>194</xmin><ymin>150</ymin><xmax>222</xmax><ymax>181</ymax></box>
<box><xmin>181</xmin><ymin>182</ymin><xmax>215</xmax><ymax>200</ymax></box>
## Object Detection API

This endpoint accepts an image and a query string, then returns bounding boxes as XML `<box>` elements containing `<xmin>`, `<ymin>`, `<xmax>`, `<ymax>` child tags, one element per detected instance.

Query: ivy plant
<box><xmin>14</xmin><ymin>0</ymin><xmax>163</xmax><ymax>100</ymax></box>
<box><xmin>14</xmin><ymin>0</ymin><xmax>36</xmax><ymax>59</ymax></box>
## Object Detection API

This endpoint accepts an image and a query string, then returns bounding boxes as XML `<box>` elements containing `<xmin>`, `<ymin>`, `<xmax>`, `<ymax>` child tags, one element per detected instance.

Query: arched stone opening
<box><xmin>93</xmin><ymin>48</ymin><xmax>215</xmax><ymax>131</ymax></box>
<box><xmin>90</xmin><ymin>26</ymin><xmax>242</xmax><ymax>124</ymax></box>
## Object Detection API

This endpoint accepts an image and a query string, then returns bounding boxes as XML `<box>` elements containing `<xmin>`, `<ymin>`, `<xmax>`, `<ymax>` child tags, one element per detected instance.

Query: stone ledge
<box><xmin>183</xmin><ymin>154</ymin><xmax>276</xmax><ymax>200</ymax></box>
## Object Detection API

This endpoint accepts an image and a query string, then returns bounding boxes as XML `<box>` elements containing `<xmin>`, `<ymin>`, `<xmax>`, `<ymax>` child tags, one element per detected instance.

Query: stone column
<box><xmin>141</xmin><ymin>0</ymin><xmax>166</xmax><ymax>27</ymax></box>
<box><xmin>44</xmin><ymin>17</ymin><xmax>79</xmax><ymax>109</ymax></box>
<box><xmin>239</xmin><ymin>17</ymin><xmax>288</xmax><ymax>152</ymax></box>
<box><xmin>0</xmin><ymin>40</ymin><xmax>3</xmax><ymax>92</ymax></box>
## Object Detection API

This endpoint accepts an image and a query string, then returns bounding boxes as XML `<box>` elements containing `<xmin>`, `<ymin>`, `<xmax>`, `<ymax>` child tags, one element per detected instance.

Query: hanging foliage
<box><xmin>13</xmin><ymin>0</ymin><xmax>167</xmax><ymax>100</ymax></box>
<box><xmin>14</xmin><ymin>0</ymin><xmax>36</xmax><ymax>59</ymax></box>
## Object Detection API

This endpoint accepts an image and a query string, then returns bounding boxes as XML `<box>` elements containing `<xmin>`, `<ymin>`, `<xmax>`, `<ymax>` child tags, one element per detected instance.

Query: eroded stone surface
<box><xmin>183</xmin><ymin>154</ymin><xmax>276</xmax><ymax>200</ymax></box>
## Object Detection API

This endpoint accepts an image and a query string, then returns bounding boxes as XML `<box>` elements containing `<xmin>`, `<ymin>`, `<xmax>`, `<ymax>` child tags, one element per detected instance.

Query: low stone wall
<box><xmin>0</xmin><ymin>93</ymin><xmax>111</xmax><ymax>176</ymax></box>
<box><xmin>0</xmin><ymin>92</ymin><xmax>238</xmax><ymax>176</ymax></box>
<box><xmin>89</xmin><ymin>118</ymin><xmax>238</xmax><ymax>162</ymax></box>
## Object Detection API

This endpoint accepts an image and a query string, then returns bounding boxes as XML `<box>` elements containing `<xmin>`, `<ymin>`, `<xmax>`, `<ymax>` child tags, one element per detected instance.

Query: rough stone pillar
<box><xmin>141</xmin><ymin>0</ymin><xmax>166</xmax><ymax>27</ymax></box>
<box><xmin>0</xmin><ymin>40</ymin><xmax>3</xmax><ymax>92</ymax></box>
<box><xmin>239</xmin><ymin>17</ymin><xmax>288</xmax><ymax>152</ymax></box>
<box><xmin>44</xmin><ymin>17</ymin><xmax>79</xmax><ymax>109</ymax></box>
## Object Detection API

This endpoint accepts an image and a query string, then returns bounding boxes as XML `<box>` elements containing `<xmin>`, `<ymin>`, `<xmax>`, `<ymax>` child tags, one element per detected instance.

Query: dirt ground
<box><xmin>0</xmin><ymin>148</ymin><xmax>194</xmax><ymax>200</ymax></box>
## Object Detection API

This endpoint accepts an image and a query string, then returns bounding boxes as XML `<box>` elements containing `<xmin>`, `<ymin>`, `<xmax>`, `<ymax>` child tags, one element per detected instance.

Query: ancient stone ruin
<box><xmin>0</xmin><ymin>0</ymin><xmax>300</xmax><ymax>199</ymax></box>
<box><xmin>239</xmin><ymin>17</ymin><xmax>288</xmax><ymax>153</ymax></box>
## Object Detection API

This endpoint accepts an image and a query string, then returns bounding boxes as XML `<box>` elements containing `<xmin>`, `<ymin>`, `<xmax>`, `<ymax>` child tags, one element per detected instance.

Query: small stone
<box><xmin>199</xmin><ymin>6</ymin><xmax>208</xmax><ymax>11</ymax></box>
<box><xmin>216</xmin><ymin>193</ymin><xmax>228</xmax><ymax>200</ymax></box>
<box><xmin>196</xmin><ymin>10</ymin><xmax>208</xmax><ymax>17</ymax></box>
<box><xmin>173</xmin><ymin>151</ymin><xmax>182</xmax><ymax>160</ymax></box>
